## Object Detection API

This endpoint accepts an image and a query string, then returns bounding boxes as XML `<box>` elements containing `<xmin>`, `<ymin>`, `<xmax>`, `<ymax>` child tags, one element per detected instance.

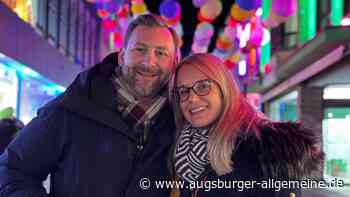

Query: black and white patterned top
<box><xmin>174</xmin><ymin>125</ymin><xmax>209</xmax><ymax>182</ymax></box>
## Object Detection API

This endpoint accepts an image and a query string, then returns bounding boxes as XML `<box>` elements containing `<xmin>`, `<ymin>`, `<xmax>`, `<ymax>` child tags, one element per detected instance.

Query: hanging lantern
<box><xmin>102</xmin><ymin>18</ymin><xmax>117</xmax><ymax>32</ymax></box>
<box><xmin>194</xmin><ymin>37</ymin><xmax>211</xmax><ymax>47</ymax></box>
<box><xmin>228</xmin><ymin>17</ymin><xmax>238</xmax><ymax>27</ymax></box>
<box><xmin>231</xmin><ymin>4</ymin><xmax>255</xmax><ymax>22</ymax></box>
<box><xmin>195</xmin><ymin>22</ymin><xmax>214</xmax><ymax>38</ymax></box>
<box><xmin>117</xmin><ymin>4</ymin><xmax>129</xmax><ymax>18</ymax></box>
<box><xmin>224</xmin><ymin>59</ymin><xmax>235</xmax><ymax>69</ymax></box>
<box><xmin>192</xmin><ymin>0</ymin><xmax>208</xmax><ymax>8</ymax></box>
<box><xmin>97</xmin><ymin>9</ymin><xmax>110</xmax><ymax>19</ymax></box>
<box><xmin>159</xmin><ymin>0</ymin><xmax>181</xmax><ymax>19</ymax></box>
<box><xmin>272</xmin><ymin>0</ymin><xmax>297</xmax><ymax>17</ymax></box>
<box><xmin>199</xmin><ymin>0</ymin><xmax>222</xmax><ymax>21</ymax></box>
<box><xmin>248</xmin><ymin>16</ymin><xmax>263</xmax><ymax>47</ymax></box>
<box><xmin>216</xmin><ymin>34</ymin><xmax>232</xmax><ymax>50</ymax></box>
<box><xmin>192</xmin><ymin>43</ymin><xmax>209</xmax><ymax>53</ymax></box>
<box><xmin>236</xmin><ymin>0</ymin><xmax>262</xmax><ymax>11</ymax></box>
<box><xmin>223</xmin><ymin>26</ymin><xmax>237</xmax><ymax>40</ymax></box>
<box><xmin>248</xmin><ymin>48</ymin><xmax>256</xmax><ymax>66</ymax></box>
<box><xmin>164</xmin><ymin>14</ymin><xmax>181</xmax><ymax>26</ymax></box>
<box><xmin>197</xmin><ymin>11</ymin><xmax>214</xmax><ymax>23</ymax></box>
<box><xmin>131</xmin><ymin>2</ymin><xmax>147</xmax><ymax>15</ymax></box>
<box><xmin>264</xmin><ymin>64</ymin><xmax>272</xmax><ymax>74</ymax></box>
<box><xmin>114</xmin><ymin>32</ymin><xmax>123</xmax><ymax>50</ymax></box>
<box><xmin>264</xmin><ymin>0</ymin><xmax>297</xmax><ymax>28</ymax></box>
<box><xmin>229</xmin><ymin>52</ymin><xmax>241</xmax><ymax>64</ymax></box>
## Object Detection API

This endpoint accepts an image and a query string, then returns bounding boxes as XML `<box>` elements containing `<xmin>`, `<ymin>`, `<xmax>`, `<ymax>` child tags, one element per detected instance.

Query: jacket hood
<box><xmin>240</xmin><ymin>121</ymin><xmax>324</xmax><ymax>180</ymax></box>
<box><xmin>49</xmin><ymin>53</ymin><xmax>138</xmax><ymax>140</ymax></box>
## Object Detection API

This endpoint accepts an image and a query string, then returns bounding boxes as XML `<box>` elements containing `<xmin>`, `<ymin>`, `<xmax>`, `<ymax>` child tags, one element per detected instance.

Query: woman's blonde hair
<box><xmin>169</xmin><ymin>53</ymin><xmax>260</xmax><ymax>175</ymax></box>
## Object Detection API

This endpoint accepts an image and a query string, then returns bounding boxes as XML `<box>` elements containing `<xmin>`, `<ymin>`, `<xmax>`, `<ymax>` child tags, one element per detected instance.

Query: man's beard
<box><xmin>124</xmin><ymin>67</ymin><xmax>169</xmax><ymax>98</ymax></box>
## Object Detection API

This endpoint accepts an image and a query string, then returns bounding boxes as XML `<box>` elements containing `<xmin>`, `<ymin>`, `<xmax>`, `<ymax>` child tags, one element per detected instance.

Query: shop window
<box><xmin>48</xmin><ymin>0</ymin><xmax>58</xmax><ymax>44</ymax></box>
<box><xmin>283</xmin><ymin>14</ymin><xmax>298</xmax><ymax>49</ymax></box>
<box><xmin>68</xmin><ymin>0</ymin><xmax>78</xmax><ymax>58</ymax></box>
<box><xmin>19</xmin><ymin>78</ymin><xmax>61</xmax><ymax>124</ymax></box>
<box><xmin>268</xmin><ymin>90</ymin><xmax>298</xmax><ymax>121</ymax></box>
<box><xmin>324</xmin><ymin>84</ymin><xmax>350</xmax><ymax>99</ymax></box>
<box><xmin>35</xmin><ymin>0</ymin><xmax>48</xmax><ymax>35</ymax></box>
<box><xmin>84</xmin><ymin>11</ymin><xmax>91</xmax><ymax>67</ymax></box>
<box><xmin>76</xmin><ymin>1</ymin><xmax>86</xmax><ymax>66</ymax></box>
<box><xmin>90</xmin><ymin>18</ymin><xmax>98</xmax><ymax>65</ymax></box>
<box><xmin>0</xmin><ymin>53</ymin><xmax>65</xmax><ymax>123</ymax></box>
<box><xmin>323</xmin><ymin>107</ymin><xmax>350</xmax><ymax>184</ymax></box>
<box><xmin>59</xmin><ymin>0</ymin><xmax>69</xmax><ymax>51</ymax></box>
<box><xmin>0</xmin><ymin>63</ymin><xmax>18</xmax><ymax>118</ymax></box>
<box><xmin>317</xmin><ymin>0</ymin><xmax>330</xmax><ymax>29</ymax></box>
<box><xmin>345</xmin><ymin>0</ymin><xmax>350</xmax><ymax>15</ymax></box>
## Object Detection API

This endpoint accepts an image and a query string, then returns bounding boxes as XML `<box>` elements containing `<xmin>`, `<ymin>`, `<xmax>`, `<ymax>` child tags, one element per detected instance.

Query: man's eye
<box><xmin>134</xmin><ymin>47</ymin><xmax>146</xmax><ymax>52</ymax></box>
<box><xmin>156</xmin><ymin>50</ymin><xmax>168</xmax><ymax>57</ymax></box>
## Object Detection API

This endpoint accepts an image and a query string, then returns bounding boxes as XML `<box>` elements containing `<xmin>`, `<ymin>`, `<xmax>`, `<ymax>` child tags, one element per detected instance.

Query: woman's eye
<box><xmin>197</xmin><ymin>83</ymin><xmax>209</xmax><ymax>90</ymax></box>
<box><xmin>177</xmin><ymin>88</ymin><xmax>188</xmax><ymax>95</ymax></box>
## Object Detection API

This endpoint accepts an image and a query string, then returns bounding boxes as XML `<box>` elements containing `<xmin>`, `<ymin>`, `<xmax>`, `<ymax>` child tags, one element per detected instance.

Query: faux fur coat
<box><xmin>176</xmin><ymin>121</ymin><xmax>324</xmax><ymax>197</ymax></box>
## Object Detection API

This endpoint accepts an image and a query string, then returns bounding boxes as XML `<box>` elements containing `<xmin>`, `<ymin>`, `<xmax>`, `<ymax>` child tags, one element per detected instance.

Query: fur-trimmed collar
<box><xmin>238</xmin><ymin>121</ymin><xmax>324</xmax><ymax>180</ymax></box>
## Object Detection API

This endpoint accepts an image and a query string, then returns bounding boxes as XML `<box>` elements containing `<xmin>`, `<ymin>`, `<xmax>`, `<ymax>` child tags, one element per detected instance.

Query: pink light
<box><xmin>341</xmin><ymin>17</ymin><xmax>350</xmax><ymax>26</ymax></box>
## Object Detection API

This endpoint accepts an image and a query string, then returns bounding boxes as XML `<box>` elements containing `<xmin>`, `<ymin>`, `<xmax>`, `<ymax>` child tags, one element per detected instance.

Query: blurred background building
<box><xmin>0</xmin><ymin>0</ymin><xmax>104</xmax><ymax>124</ymax></box>
<box><xmin>0</xmin><ymin>0</ymin><xmax>350</xmax><ymax>196</ymax></box>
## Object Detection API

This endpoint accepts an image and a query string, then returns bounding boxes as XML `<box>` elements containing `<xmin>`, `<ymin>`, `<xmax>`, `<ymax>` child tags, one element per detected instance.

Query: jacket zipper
<box><xmin>123</xmin><ymin>129</ymin><xmax>145</xmax><ymax>197</ymax></box>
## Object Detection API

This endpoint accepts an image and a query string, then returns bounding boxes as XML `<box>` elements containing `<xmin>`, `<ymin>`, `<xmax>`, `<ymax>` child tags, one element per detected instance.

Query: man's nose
<box><xmin>143</xmin><ymin>50</ymin><xmax>157</xmax><ymax>67</ymax></box>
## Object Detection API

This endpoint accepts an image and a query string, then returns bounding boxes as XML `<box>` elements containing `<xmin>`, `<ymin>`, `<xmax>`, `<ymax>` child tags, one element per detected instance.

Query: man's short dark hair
<box><xmin>123</xmin><ymin>14</ymin><xmax>181</xmax><ymax>59</ymax></box>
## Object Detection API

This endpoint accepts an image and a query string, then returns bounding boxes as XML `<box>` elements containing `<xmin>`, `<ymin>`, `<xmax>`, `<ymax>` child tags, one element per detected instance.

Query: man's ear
<box><xmin>118</xmin><ymin>49</ymin><xmax>125</xmax><ymax>66</ymax></box>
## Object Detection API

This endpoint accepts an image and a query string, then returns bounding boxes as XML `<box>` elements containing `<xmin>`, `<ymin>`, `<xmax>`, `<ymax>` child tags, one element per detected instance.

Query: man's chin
<box><xmin>135</xmin><ymin>87</ymin><xmax>162</xmax><ymax>98</ymax></box>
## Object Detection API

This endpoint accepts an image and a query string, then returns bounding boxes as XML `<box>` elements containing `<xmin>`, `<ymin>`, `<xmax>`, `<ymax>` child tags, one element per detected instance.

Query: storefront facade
<box><xmin>0</xmin><ymin>53</ymin><xmax>65</xmax><ymax>123</ymax></box>
<box><xmin>260</xmin><ymin>27</ymin><xmax>350</xmax><ymax>194</ymax></box>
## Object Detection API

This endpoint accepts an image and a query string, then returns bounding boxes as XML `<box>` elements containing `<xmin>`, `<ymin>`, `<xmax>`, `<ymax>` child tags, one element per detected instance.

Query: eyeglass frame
<box><xmin>174</xmin><ymin>79</ymin><xmax>219</xmax><ymax>102</ymax></box>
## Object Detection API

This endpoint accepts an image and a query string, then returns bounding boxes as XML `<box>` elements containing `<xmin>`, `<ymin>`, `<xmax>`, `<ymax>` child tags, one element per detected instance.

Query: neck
<box><xmin>136</xmin><ymin>96</ymin><xmax>155</xmax><ymax>110</ymax></box>
<box><xmin>117</xmin><ymin>74</ymin><xmax>164</xmax><ymax>110</ymax></box>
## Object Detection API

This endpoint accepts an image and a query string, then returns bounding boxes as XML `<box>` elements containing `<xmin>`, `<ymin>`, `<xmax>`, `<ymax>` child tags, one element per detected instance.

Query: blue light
<box><xmin>0</xmin><ymin>52</ymin><xmax>66</xmax><ymax>93</ymax></box>
<box><xmin>18</xmin><ymin>66</ymin><xmax>41</xmax><ymax>79</ymax></box>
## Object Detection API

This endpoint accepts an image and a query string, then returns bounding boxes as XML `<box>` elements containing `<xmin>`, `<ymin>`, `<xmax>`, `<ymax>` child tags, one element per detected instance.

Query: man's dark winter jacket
<box><xmin>0</xmin><ymin>53</ymin><xmax>175</xmax><ymax>197</ymax></box>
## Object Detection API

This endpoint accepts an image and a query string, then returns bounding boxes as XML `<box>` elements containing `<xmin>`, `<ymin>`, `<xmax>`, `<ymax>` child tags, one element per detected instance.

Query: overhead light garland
<box><xmin>87</xmin><ymin>0</ymin><xmax>298</xmax><ymax>83</ymax></box>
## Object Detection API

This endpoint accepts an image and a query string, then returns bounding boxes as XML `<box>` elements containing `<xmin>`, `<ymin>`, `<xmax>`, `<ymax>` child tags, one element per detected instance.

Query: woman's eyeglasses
<box><xmin>175</xmin><ymin>79</ymin><xmax>215</xmax><ymax>102</ymax></box>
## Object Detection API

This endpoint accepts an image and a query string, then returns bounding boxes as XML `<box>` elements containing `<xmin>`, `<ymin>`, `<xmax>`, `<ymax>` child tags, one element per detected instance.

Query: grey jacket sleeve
<box><xmin>0</xmin><ymin>106</ymin><xmax>67</xmax><ymax>197</ymax></box>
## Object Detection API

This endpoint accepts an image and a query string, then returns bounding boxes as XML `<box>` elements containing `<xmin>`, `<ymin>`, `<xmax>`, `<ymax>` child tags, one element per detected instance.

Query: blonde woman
<box><xmin>169</xmin><ymin>53</ymin><xmax>323</xmax><ymax>197</ymax></box>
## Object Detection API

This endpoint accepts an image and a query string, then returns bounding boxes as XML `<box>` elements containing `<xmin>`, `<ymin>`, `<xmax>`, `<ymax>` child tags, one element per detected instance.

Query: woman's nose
<box><xmin>188</xmin><ymin>89</ymin><xmax>200</xmax><ymax>102</ymax></box>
